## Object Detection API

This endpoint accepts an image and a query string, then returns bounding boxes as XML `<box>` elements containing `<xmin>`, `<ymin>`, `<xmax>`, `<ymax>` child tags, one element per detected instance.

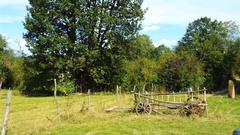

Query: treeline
<box><xmin>0</xmin><ymin>1</ymin><xmax>240</xmax><ymax>95</ymax></box>
<box><xmin>121</xmin><ymin>17</ymin><xmax>240</xmax><ymax>92</ymax></box>
<box><xmin>0</xmin><ymin>35</ymin><xmax>25</xmax><ymax>90</ymax></box>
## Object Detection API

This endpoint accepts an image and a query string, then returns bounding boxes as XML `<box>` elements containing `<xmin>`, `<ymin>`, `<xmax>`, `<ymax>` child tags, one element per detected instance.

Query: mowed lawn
<box><xmin>0</xmin><ymin>90</ymin><xmax>239</xmax><ymax>135</ymax></box>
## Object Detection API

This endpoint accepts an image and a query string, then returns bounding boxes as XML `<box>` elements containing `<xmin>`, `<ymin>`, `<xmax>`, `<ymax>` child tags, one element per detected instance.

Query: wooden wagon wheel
<box><xmin>191</xmin><ymin>105</ymin><xmax>205</xmax><ymax>116</ymax></box>
<box><xmin>186</xmin><ymin>97</ymin><xmax>203</xmax><ymax>104</ymax></box>
<box><xmin>179</xmin><ymin>103</ymin><xmax>192</xmax><ymax>116</ymax></box>
<box><xmin>135</xmin><ymin>102</ymin><xmax>152</xmax><ymax>115</ymax></box>
<box><xmin>179</xmin><ymin>103</ymin><xmax>205</xmax><ymax>117</ymax></box>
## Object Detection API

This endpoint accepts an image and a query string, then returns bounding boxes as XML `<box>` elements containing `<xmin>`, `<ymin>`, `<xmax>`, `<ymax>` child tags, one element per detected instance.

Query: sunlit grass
<box><xmin>0</xmin><ymin>90</ymin><xmax>239</xmax><ymax>135</ymax></box>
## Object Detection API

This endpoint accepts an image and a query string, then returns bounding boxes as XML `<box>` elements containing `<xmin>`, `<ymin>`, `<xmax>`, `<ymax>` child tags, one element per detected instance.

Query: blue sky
<box><xmin>0</xmin><ymin>0</ymin><xmax>240</xmax><ymax>53</ymax></box>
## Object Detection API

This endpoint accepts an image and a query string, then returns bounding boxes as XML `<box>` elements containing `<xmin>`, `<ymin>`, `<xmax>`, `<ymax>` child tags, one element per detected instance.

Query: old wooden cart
<box><xmin>133</xmin><ymin>88</ymin><xmax>208</xmax><ymax>116</ymax></box>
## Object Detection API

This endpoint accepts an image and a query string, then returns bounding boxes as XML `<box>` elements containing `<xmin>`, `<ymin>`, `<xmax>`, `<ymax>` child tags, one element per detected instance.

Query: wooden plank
<box><xmin>142</xmin><ymin>89</ymin><xmax>207</xmax><ymax>96</ymax></box>
<box><xmin>173</xmin><ymin>92</ymin><xmax>176</xmax><ymax>103</ymax></box>
<box><xmin>136</xmin><ymin>94</ymin><xmax>185</xmax><ymax>105</ymax></box>
<box><xmin>1</xmin><ymin>89</ymin><xmax>12</xmax><ymax>135</ymax></box>
<box><xmin>142</xmin><ymin>84</ymin><xmax>146</xmax><ymax>94</ymax></box>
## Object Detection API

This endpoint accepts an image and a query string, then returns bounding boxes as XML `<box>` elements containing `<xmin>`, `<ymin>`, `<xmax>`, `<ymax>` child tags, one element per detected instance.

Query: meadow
<box><xmin>0</xmin><ymin>90</ymin><xmax>239</xmax><ymax>135</ymax></box>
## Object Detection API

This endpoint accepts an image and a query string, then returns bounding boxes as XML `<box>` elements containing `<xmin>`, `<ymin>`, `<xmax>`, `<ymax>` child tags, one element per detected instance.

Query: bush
<box><xmin>157</xmin><ymin>51</ymin><xmax>205</xmax><ymax>91</ymax></box>
<box><xmin>122</xmin><ymin>58</ymin><xmax>158</xmax><ymax>90</ymax></box>
<box><xmin>57</xmin><ymin>79</ymin><xmax>75</xmax><ymax>95</ymax></box>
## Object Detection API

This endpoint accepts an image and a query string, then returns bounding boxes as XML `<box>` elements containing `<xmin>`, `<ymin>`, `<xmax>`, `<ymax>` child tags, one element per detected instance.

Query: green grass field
<box><xmin>0</xmin><ymin>90</ymin><xmax>239</xmax><ymax>135</ymax></box>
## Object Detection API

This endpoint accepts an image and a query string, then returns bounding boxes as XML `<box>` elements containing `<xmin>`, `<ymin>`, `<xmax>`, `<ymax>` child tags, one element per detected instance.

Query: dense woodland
<box><xmin>0</xmin><ymin>0</ymin><xmax>240</xmax><ymax>95</ymax></box>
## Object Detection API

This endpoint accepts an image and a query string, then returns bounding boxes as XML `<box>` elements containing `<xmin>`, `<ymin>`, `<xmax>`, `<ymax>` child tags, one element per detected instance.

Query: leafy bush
<box><xmin>157</xmin><ymin>51</ymin><xmax>205</xmax><ymax>91</ymax></box>
<box><xmin>122</xmin><ymin>57</ymin><xmax>158</xmax><ymax>90</ymax></box>
<box><xmin>57</xmin><ymin>79</ymin><xmax>75</xmax><ymax>95</ymax></box>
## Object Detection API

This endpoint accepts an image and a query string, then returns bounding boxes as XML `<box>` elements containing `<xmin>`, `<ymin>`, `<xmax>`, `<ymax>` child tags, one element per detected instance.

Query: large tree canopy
<box><xmin>124</xmin><ymin>35</ymin><xmax>155</xmax><ymax>60</ymax></box>
<box><xmin>176</xmin><ymin>17</ymin><xmax>239</xmax><ymax>90</ymax></box>
<box><xmin>177</xmin><ymin>17</ymin><xmax>228</xmax><ymax>53</ymax></box>
<box><xmin>24</xmin><ymin>0</ymin><xmax>145</xmax><ymax>93</ymax></box>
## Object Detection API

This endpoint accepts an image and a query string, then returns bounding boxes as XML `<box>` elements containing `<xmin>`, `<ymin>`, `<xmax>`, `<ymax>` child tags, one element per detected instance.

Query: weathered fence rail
<box><xmin>1</xmin><ymin>89</ymin><xmax>12</xmax><ymax>135</ymax></box>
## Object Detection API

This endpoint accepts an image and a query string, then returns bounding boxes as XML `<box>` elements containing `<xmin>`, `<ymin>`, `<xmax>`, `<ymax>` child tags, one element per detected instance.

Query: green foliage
<box><xmin>20</xmin><ymin>7</ymin><xmax>240</xmax><ymax>94</ymax></box>
<box><xmin>177</xmin><ymin>52</ymin><xmax>205</xmax><ymax>89</ymax></box>
<box><xmin>176</xmin><ymin>17</ymin><xmax>238</xmax><ymax>90</ymax></box>
<box><xmin>0</xmin><ymin>35</ymin><xmax>8</xmax><ymax>87</ymax></box>
<box><xmin>122</xmin><ymin>58</ymin><xmax>158</xmax><ymax>90</ymax></box>
<box><xmin>0</xmin><ymin>35</ymin><xmax>16</xmax><ymax>89</ymax></box>
<box><xmin>23</xmin><ymin>57</ymin><xmax>55</xmax><ymax>95</ymax></box>
<box><xmin>24</xmin><ymin>0</ymin><xmax>145</xmax><ymax>93</ymax></box>
<box><xmin>177</xmin><ymin>17</ymin><xmax>228</xmax><ymax>51</ymax></box>
<box><xmin>57</xmin><ymin>79</ymin><xmax>75</xmax><ymax>95</ymax></box>
<box><xmin>10</xmin><ymin>57</ymin><xmax>25</xmax><ymax>89</ymax></box>
<box><xmin>125</xmin><ymin>35</ymin><xmax>155</xmax><ymax>60</ymax></box>
<box><xmin>225</xmin><ymin>21</ymin><xmax>240</xmax><ymax>40</ymax></box>
<box><xmin>157</xmin><ymin>52</ymin><xmax>205</xmax><ymax>91</ymax></box>
<box><xmin>0</xmin><ymin>35</ymin><xmax>7</xmax><ymax>51</ymax></box>
<box><xmin>151</xmin><ymin>44</ymin><xmax>171</xmax><ymax>59</ymax></box>
<box><xmin>122</xmin><ymin>50</ymin><xmax>205</xmax><ymax>91</ymax></box>
<box><xmin>226</xmin><ymin>39</ymin><xmax>240</xmax><ymax>78</ymax></box>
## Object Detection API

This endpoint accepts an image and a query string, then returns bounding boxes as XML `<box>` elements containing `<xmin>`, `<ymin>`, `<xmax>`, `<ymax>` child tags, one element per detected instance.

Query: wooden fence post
<box><xmin>133</xmin><ymin>85</ymin><xmax>137</xmax><ymax>105</ymax></box>
<box><xmin>203</xmin><ymin>87</ymin><xmax>208</xmax><ymax>117</ymax></box>
<box><xmin>119</xmin><ymin>86</ymin><xmax>122</xmax><ymax>96</ymax></box>
<box><xmin>173</xmin><ymin>92</ymin><xmax>175</xmax><ymax>103</ymax></box>
<box><xmin>116</xmin><ymin>85</ymin><xmax>120</xmax><ymax>106</ymax></box>
<box><xmin>190</xmin><ymin>87</ymin><xmax>193</xmax><ymax>101</ymax></box>
<box><xmin>54</xmin><ymin>79</ymin><xmax>60</xmax><ymax>123</ymax></box>
<box><xmin>138</xmin><ymin>91</ymin><xmax>140</xmax><ymax>102</ymax></box>
<box><xmin>142</xmin><ymin>84</ymin><xmax>146</xmax><ymax>94</ymax></box>
<box><xmin>119</xmin><ymin>86</ymin><xmax>121</xmax><ymax>106</ymax></box>
<box><xmin>203</xmin><ymin>88</ymin><xmax>207</xmax><ymax>103</ymax></box>
<box><xmin>88</xmin><ymin>89</ymin><xmax>91</xmax><ymax>112</ymax></box>
<box><xmin>228</xmin><ymin>80</ymin><xmax>235</xmax><ymax>98</ymax></box>
<box><xmin>1</xmin><ymin>89</ymin><xmax>12</xmax><ymax>135</ymax></box>
<box><xmin>186</xmin><ymin>88</ymin><xmax>189</xmax><ymax>101</ymax></box>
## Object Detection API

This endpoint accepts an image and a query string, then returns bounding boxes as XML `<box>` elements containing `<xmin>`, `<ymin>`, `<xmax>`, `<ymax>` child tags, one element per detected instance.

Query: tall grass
<box><xmin>0</xmin><ymin>90</ymin><xmax>239</xmax><ymax>135</ymax></box>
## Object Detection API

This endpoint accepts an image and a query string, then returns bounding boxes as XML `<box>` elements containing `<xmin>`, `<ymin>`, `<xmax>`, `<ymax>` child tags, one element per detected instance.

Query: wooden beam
<box><xmin>1</xmin><ymin>89</ymin><xmax>12</xmax><ymax>135</ymax></box>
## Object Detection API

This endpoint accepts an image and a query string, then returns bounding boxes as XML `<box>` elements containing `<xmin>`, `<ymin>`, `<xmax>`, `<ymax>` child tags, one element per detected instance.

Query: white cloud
<box><xmin>6</xmin><ymin>37</ymin><xmax>30</xmax><ymax>54</ymax></box>
<box><xmin>154</xmin><ymin>39</ymin><xmax>178</xmax><ymax>48</ymax></box>
<box><xmin>142</xmin><ymin>25</ymin><xmax>160</xmax><ymax>32</ymax></box>
<box><xmin>0</xmin><ymin>0</ymin><xmax>28</xmax><ymax>6</ymax></box>
<box><xmin>142</xmin><ymin>0</ymin><xmax>240</xmax><ymax>25</ymax></box>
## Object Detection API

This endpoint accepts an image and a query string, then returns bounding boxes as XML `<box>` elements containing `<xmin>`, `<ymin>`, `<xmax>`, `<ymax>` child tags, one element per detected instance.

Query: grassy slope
<box><xmin>0</xmin><ymin>90</ymin><xmax>239</xmax><ymax>135</ymax></box>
